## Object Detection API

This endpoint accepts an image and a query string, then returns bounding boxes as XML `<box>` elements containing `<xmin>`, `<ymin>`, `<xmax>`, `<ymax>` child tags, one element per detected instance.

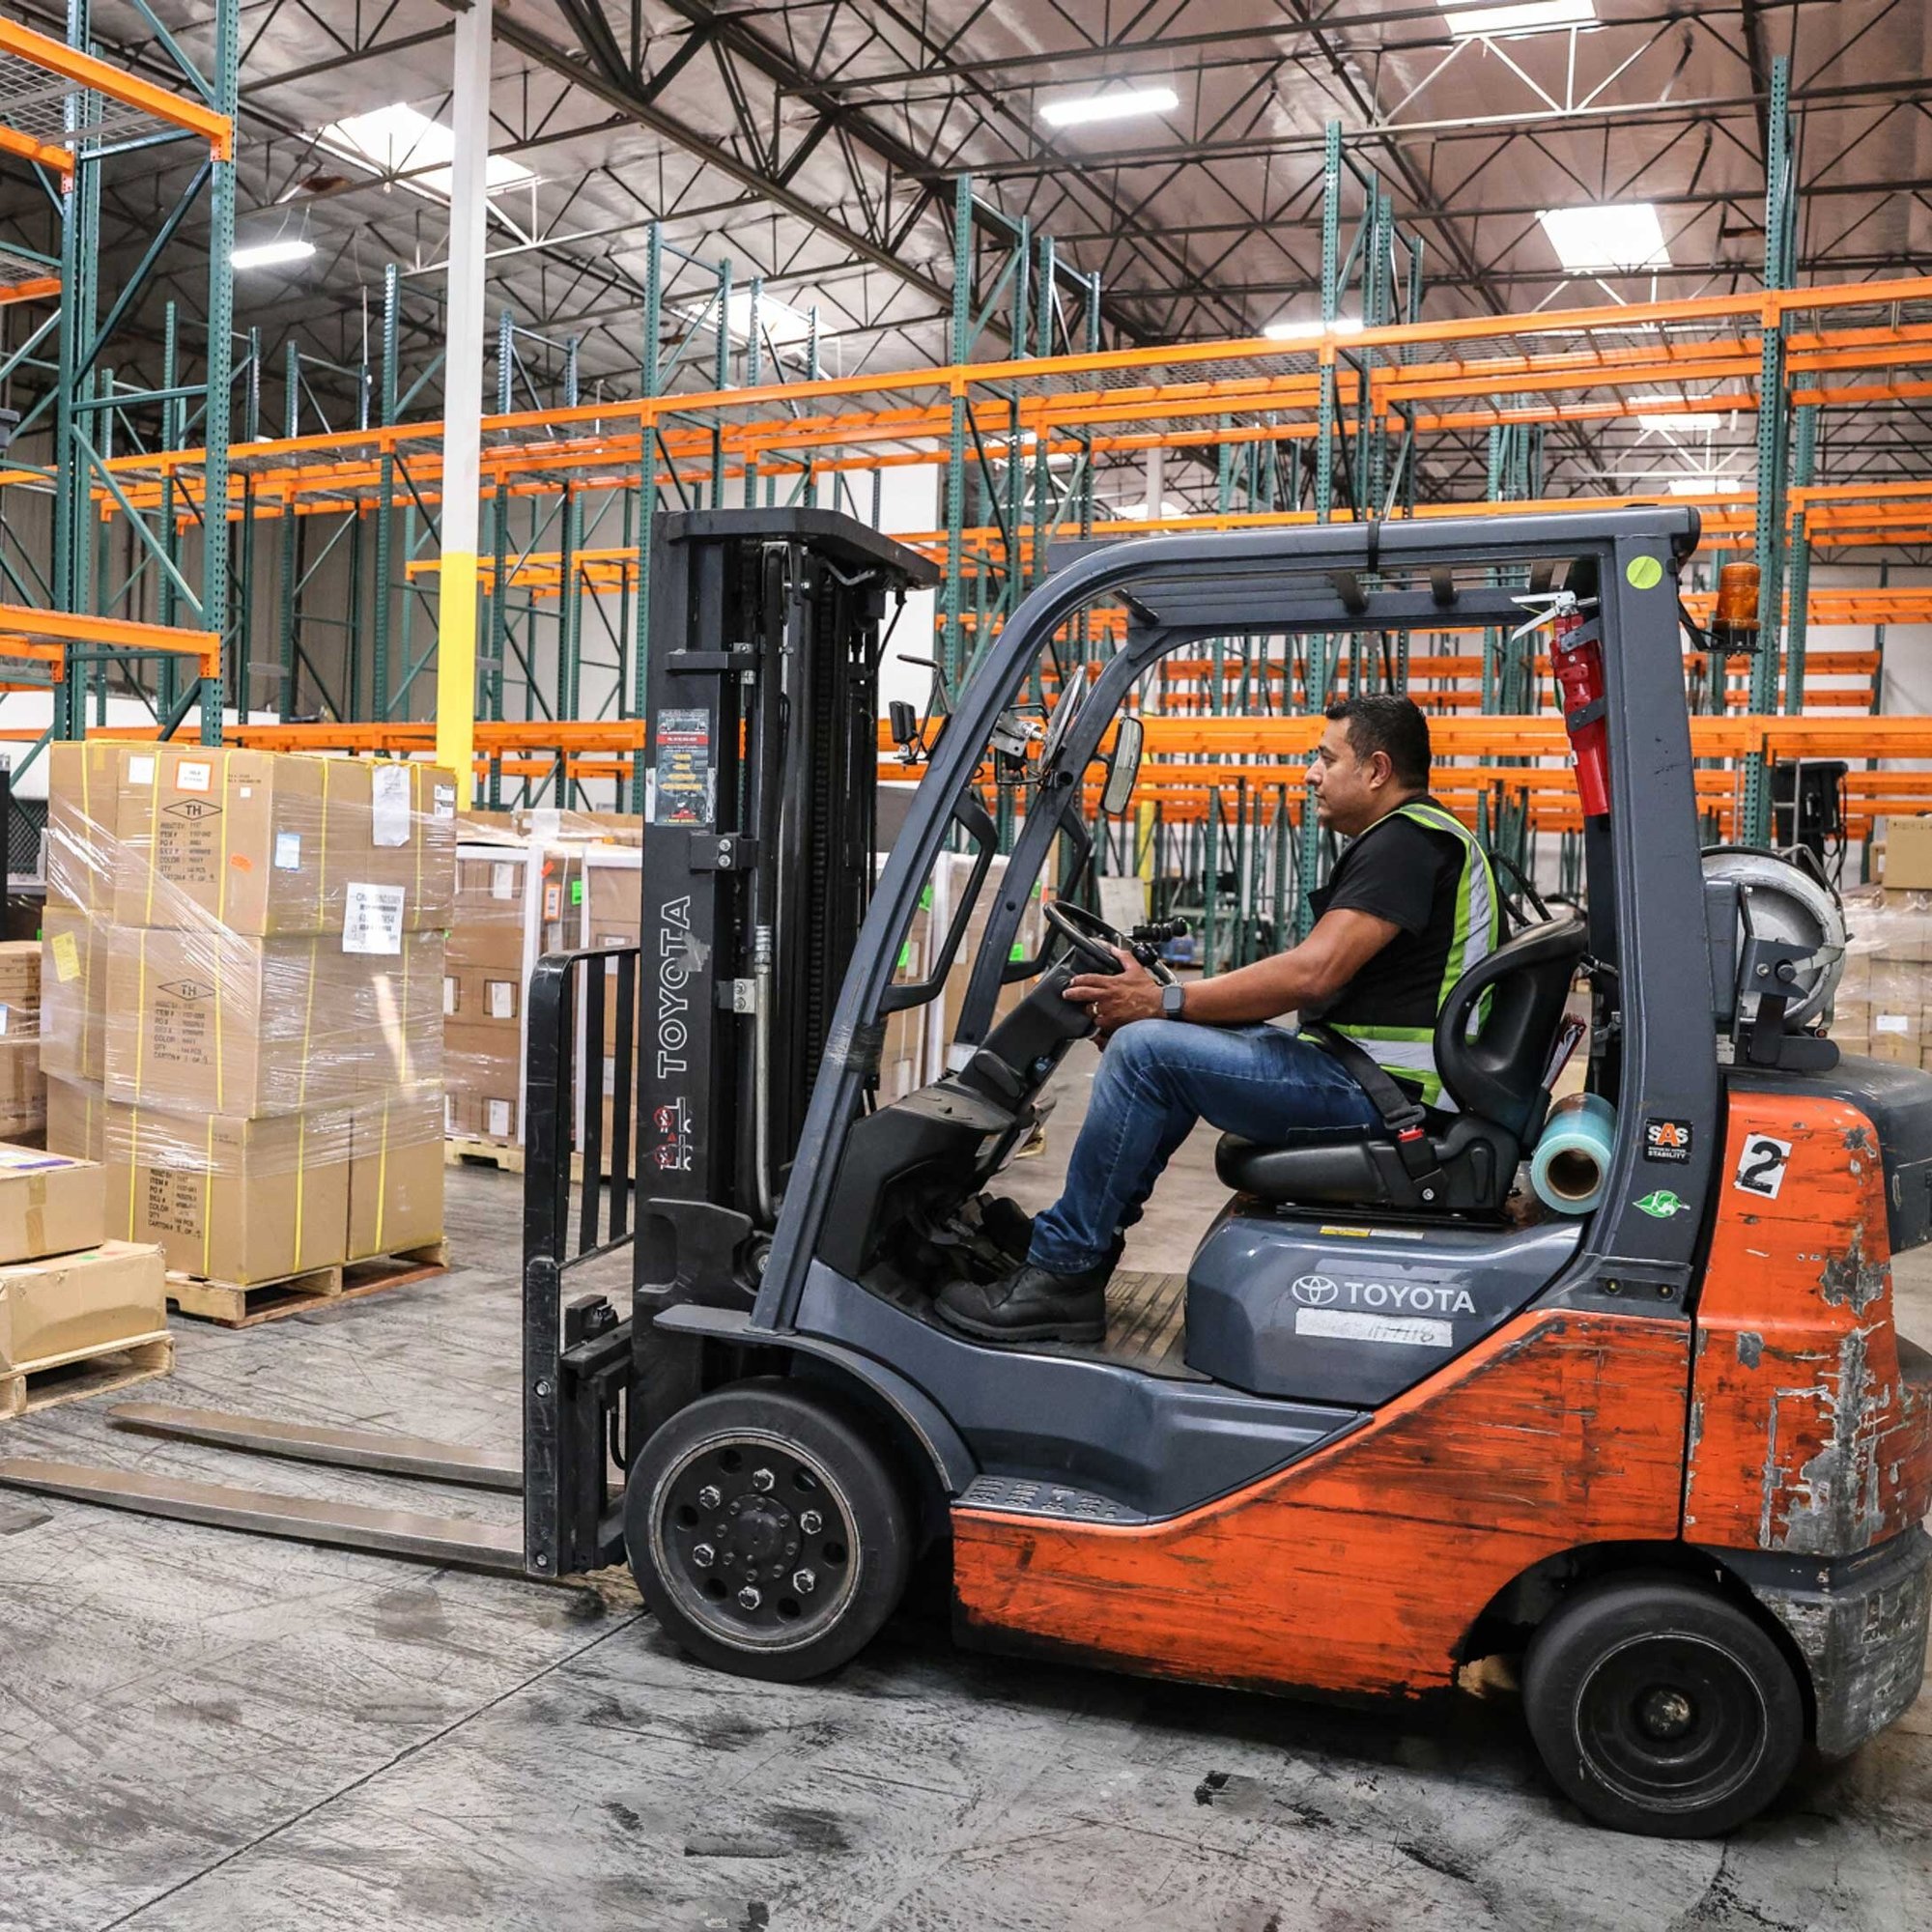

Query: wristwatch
<box><xmin>1160</xmin><ymin>981</ymin><xmax>1187</xmax><ymax>1019</ymax></box>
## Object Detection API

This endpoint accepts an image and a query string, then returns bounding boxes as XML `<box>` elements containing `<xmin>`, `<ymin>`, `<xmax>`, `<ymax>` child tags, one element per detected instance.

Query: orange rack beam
<box><xmin>0</xmin><ymin>18</ymin><xmax>234</xmax><ymax>170</ymax></box>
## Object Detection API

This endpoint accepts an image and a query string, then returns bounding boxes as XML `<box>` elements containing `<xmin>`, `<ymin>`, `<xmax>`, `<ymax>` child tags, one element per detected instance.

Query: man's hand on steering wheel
<box><xmin>1065</xmin><ymin>947</ymin><xmax>1164</xmax><ymax>1039</ymax></box>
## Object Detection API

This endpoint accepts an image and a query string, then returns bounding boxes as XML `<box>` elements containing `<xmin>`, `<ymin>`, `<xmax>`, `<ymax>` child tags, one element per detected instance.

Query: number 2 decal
<box><xmin>1734</xmin><ymin>1134</ymin><xmax>1793</xmax><ymax>1200</ymax></box>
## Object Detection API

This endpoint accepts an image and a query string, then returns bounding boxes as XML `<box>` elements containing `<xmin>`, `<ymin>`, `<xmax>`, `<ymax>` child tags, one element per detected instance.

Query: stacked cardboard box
<box><xmin>0</xmin><ymin>940</ymin><xmax>44</xmax><ymax>1140</ymax></box>
<box><xmin>444</xmin><ymin>839</ymin><xmax>583</xmax><ymax>1145</ymax></box>
<box><xmin>43</xmin><ymin>745</ymin><xmax>455</xmax><ymax>1284</ymax></box>
<box><xmin>1832</xmin><ymin>886</ymin><xmax>1932</xmax><ymax>1065</ymax></box>
<box><xmin>0</xmin><ymin>1142</ymin><xmax>169</xmax><ymax>1391</ymax></box>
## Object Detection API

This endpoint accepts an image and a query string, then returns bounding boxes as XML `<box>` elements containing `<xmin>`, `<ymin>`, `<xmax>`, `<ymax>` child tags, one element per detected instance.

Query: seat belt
<box><xmin>1297</xmin><ymin>1019</ymin><xmax>1449</xmax><ymax>1199</ymax></box>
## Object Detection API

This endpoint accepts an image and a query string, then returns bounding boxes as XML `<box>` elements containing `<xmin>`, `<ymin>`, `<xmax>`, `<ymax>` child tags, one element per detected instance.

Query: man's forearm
<box><xmin>1177</xmin><ymin>951</ymin><xmax>1324</xmax><ymax>1026</ymax></box>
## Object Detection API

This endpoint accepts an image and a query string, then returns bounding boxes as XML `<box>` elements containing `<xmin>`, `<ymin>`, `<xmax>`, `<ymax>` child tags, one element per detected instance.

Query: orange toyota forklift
<box><xmin>8</xmin><ymin>504</ymin><xmax>1928</xmax><ymax>1839</ymax></box>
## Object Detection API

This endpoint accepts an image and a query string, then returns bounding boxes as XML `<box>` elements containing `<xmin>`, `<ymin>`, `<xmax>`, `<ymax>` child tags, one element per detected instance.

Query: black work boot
<box><xmin>935</xmin><ymin>1256</ymin><xmax>1112</xmax><ymax>1346</ymax></box>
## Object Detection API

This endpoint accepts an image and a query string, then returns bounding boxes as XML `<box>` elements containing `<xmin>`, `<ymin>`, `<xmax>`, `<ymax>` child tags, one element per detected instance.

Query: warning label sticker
<box><xmin>651</xmin><ymin>708</ymin><xmax>714</xmax><ymax>826</ymax></box>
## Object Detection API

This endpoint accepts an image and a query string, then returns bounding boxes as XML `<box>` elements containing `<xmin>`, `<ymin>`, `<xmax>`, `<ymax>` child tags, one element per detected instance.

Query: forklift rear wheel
<box><xmin>625</xmin><ymin>1378</ymin><xmax>912</xmax><ymax>1683</ymax></box>
<box><xmin>1522</xmin><ymin>1575</ymin><xmax>1804</xmax><ymax>1837</ymax></box>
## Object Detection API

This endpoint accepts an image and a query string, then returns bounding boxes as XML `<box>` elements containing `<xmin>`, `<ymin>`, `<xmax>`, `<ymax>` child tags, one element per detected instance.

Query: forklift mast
<box><xmin>523</xmin><ymin>508</ymin><xmax>937</xmax><ymax>1579</ymax></box>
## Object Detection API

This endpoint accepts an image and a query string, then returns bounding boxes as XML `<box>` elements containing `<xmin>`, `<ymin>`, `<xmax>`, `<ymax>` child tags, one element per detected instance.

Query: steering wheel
<box><xmin>1042</xmin><ymin>900</ymin><xmax>1176</xmax><ymax>985</ymax></box>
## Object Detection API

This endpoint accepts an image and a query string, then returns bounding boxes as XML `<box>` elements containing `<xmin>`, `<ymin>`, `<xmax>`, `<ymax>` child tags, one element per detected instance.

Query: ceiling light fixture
<box><xmin>1040</xmin><ymin>85</ymin><xmax>1179</xmax><ymax>129</ymax></box>
<box><xmin>232</xmin><ymin>236</ymin><xmax>316</xmax><ymax>270</ymax></box>
<box><xmin>319</xmin><ymin>101</ymin><xmax>533</xmax><ymax>201</ymax></box>
<box><xmin>1538</xmin><ymin>202</ymin><xmax>1669</xmax><ymax>273</ymax></box>
<box><xmin>1667</xmin><ymin>477</ymin><xmax>1746</xmax><ymax>497</ymax></box>
<box><xmin>1439</xmin><ymin>0</ymin><xmax>1596</xmax><ymax>36</ymax></box>
<box><xmin>1263</xmin><ymin>313</ymin><xmax>1363</xmax><ymax>340</ymax></box>
<box><xmin>1635</xmin><ymin>410</ymin><xmax>1724</xmax><ymax>434</ymax></box>
<box><xmin>683</xmin><ymin>290</ymin><xmax>816</xmax><ymax>348</ymax></box>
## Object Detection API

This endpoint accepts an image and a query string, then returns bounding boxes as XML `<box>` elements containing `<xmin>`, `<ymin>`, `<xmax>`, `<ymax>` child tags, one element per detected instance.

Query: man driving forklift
<box><xmin>938</xmin><ymin>692</ymin><xmax>1501</xmax><ymax>1345</ymax></box>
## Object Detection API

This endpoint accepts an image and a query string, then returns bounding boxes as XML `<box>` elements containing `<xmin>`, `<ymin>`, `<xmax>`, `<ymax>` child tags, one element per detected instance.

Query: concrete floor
<box><xmin>0</xmin><ymin>1050</ymin><xmax>1928</xmax><ymax>1929</ymax></box>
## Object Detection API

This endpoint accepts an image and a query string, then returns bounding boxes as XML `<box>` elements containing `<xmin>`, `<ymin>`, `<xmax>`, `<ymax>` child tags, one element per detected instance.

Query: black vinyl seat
<box><xmin>1216</xmin><ymin>909</ymin><xmax>1589</xmax><ymax>1214</ymax></box>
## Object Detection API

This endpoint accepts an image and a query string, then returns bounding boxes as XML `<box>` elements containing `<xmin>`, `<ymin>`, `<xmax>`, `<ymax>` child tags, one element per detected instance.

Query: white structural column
<box><xmin>436</xmin><ymin>0</ymin><xmax>492</xmax><ymax>799</ymax></box>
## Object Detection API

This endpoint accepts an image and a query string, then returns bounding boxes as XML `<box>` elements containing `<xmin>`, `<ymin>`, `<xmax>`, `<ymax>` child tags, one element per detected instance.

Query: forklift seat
<box><xmin>1216</xmin><ymin>910</ymin><xmax>1589</xmax><ymax>1214</ymax></box>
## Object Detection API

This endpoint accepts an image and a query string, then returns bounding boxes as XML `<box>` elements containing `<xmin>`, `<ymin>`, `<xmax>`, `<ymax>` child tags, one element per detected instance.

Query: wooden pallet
<box><xmin>166</xmin><ymin>1241</ymin><xmax>450</xmax><ymax>1328</ymax></box>
<box><xmin>2</xmin><ymin>1333</ymin><xmax>174</xmax><ymax>1421</ymax></box>
<box><xmin>444</xmin><ymin>1136</ymin><xmax>588</xmax><ymax>1183</ymax></box>
<box><xmin>444</xmin><ymin>1135</ymin><xmax>525</xmax><ymax>1175</ymax></box>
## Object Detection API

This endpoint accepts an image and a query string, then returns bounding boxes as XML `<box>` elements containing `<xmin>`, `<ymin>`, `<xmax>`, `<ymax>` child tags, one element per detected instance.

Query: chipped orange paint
<box><xmin>952</xmin><ymin>1310</ymin><xmax>1689</xmax><ymax>1699</ymax></box>
<box><xmin>1686</xmin><ymin>1093</ymin><xmax>1932</xmax><ymax>1554</ymax></box>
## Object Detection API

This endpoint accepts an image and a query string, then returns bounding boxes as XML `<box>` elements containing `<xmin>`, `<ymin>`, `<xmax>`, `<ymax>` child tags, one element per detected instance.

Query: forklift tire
<box><xmin>624</xmin><ymin>1378</ymin><xmax>912</xmax><ymax>1684</ymax></box>
<box><xmin>1522</xmin><ymin>1574</ymin><xmax>1804</xmax><ymax>1837</ymax></box>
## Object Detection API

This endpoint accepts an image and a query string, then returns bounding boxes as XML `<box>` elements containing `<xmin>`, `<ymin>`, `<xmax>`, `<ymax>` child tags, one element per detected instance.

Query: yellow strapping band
<box><xmin>134</xmin><ymin>930</ymin><xmax>148</xmax><ymax>1097</ymax></box>
<box><xmin>125</xmin><ymin>1105</ymin><xmax>139</xmax><ymax>1238</ymax></box>
<box><xmin>293</xmin><ymin>1114</ymin><xmax>307</xmax><ymax>1265</ymax></box>
<box><xmin>213</xmin><ymin>761</ymin><xmax>232</xmax><ymax>1112</ymax></box>
<box><xmin>202</xmin><ymin>1116</ymin><xmax>214</xmax><ymax>1278</ymax></box>
<box><xmin>143</xmin><ymin>754</ymin><xmax>163</xmax><ymax>925</ymax></box>
<box><xmin>316</xmin><ymin>760</ymin><xmax>330</xmax><ymax>928</ymax></box>
<box><xmin>373</xmin><ymin>1094</ymin><xmax>389</xmax><ymax>1255</ymax></box>
<box><xmin>292</xmin><ymin>935</ymin><xmax>320</xmax><ymax>1265</ymax></box>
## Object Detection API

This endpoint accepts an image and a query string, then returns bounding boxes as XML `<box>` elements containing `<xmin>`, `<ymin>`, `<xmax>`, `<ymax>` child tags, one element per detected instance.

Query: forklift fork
<box><xmin>0</xmin><ymin>942</ymin><xmax>643</xmax><ymax>1581</ymax></box>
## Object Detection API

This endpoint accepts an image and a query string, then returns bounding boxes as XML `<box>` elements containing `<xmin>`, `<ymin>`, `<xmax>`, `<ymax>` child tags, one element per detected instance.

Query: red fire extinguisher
<box><xmin>1548</xmin><ymin>593</ymin><xmax>1610</xmax><ymax>817</ymax></box>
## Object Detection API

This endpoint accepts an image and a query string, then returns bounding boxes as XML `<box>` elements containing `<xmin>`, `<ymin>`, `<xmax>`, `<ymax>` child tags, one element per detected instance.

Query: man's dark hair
<box><xmin>1324</xmin><ymin>694</ymin><xmax>1431</xmax><ymax>789</ymax></box>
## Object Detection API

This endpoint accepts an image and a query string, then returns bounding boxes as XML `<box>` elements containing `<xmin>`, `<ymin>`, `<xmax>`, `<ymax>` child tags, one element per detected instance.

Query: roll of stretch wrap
<box><xmin>1530</xmin><ymin>1093</ymin><xmax>1617</xmax><ymax>1215</ymax></box>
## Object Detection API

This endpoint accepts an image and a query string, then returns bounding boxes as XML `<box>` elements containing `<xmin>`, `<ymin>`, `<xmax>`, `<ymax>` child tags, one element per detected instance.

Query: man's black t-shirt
<box><xmin>1304</xmin><ymin>799</ymin><xmax>1465</xmax><ymax>1032</ymax></box>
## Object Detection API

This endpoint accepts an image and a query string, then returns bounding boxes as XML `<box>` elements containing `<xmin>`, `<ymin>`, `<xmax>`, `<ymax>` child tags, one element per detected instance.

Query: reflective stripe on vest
<box><xmin>1326</xmin><ymin>801</ymin><xmax>1500</xmax><ymax>1110</ymax></box>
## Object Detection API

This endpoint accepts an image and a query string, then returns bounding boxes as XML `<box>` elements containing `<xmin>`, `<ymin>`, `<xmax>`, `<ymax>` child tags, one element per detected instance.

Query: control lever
<box><xmin>1128</xmin><ymin>917</ymin><xmax>1188</xmax><ymax>972</ymax></box>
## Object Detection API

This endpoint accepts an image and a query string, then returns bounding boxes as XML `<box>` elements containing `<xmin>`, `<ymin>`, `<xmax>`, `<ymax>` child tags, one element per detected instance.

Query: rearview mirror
<box><xmin>1101</xmin><ymin>713</ymin><xmax>1144</xmax><ymax>817</ymax></box>
<box><xmin>888</xmin><ymin>699</ymin><xmax>919</xmax><ymax>750</ymax></box>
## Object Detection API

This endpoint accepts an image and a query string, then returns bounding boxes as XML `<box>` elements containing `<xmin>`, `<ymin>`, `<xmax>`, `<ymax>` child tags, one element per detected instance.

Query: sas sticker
<box><xmin>1634</xmin><ymin>1189</ymin><xmax>1690</xmax><ymax>1219</ymax></box>
<box><xmin>1643</xmin><ymin>1117</ymin><xmax>1693</xmax><ymax>1164</ymax></box>
<box><xmin>1626</xmin><ymin>554</ymin><xmax>1665</xmax><ymax>591</ymax></box>
<box><xmin>1733</xmin><ymin>1133</ymin><xmax>1793</xmax><ymax>1201</ymax></box>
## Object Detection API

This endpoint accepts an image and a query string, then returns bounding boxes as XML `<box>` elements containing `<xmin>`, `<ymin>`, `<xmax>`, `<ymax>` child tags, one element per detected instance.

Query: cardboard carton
<box><xmin>0</xmin><ymin>1238</ymin><xmax>167</xmax><ymax>1371</ymax></box>
<box><xmin>45</xmin><ymin>1076</ymin><xmax>105</xmax><ymax>1163</ymax></box>
<box><xmin>1883</xmin><ymin>817</ymin><xmax>1932</xmax><ymax>893</ymax></box>
<box><xmin>1870</xmin><ymin>1006</ymin><xmax>1923</xmax><ymax>1063</ymax></box>
<box><xmin>444</xmin><ymin>1022</ymin><xmax>521</xmax><ymax>1143</ymax></box>
<box><xmin>112</xmin><ymin>746</ymin><xmax>329</xmax><ymax>936</ymax></box>
<box><xmin>0</xmin><ymin>939</ymin><xmax>40</xmax><ymax>1027</ymax></box>
<box><xmin>582</xmin><ymin>851</ymin><xmax>642</xmax><ymax>1056</ymax></box>
<box><xmin>40</xmin><ymin>905</ymin><xmax>105</xmax><ymax>1083</ymax></box>
<box><xmin>102</xmin><ymin>927</ymin><xmax>371</xmax><ymax>1115</ymax></box>
<box><xmin>349</xmin><ymin>1086</ymin><xmax>444</xmax><ymax>1259</ymax></box>
<box><xmin>442</xmin><ymin>961</ymin><xmax>523</xmax><ymax>1027</ymax></box>
<box><xmin>45</xmin><ymin>741</ymin><xmax>121</xmax><ymax>913</ymax></box>
<box><xmin>105</xmin><ymin>1101</ymin><xmax>352</xmax><ymax>1284</ymax></box>
<box><xmin>0</xmin><ymin>1145</ymin><xmax>104</xmax><ymax>1263</ymax></box>
<box><xmin>323</xmin><ymin>759</ymin><xmax>459</xmax><ymax>932</ymax></box>
<box><xmin>450</xmin><ymin>851</ymin><xmax>530</xmax><ymax>970</ymax></box>
<box><xmin>362</xmin><ymin>932</ymin><xmax>444</xmax><ymax>1093</ymax></box>
<box><xmin>0</xmin><ymin>1039</ymin><xmax>44</xmax><ymax>1138</ymax></box>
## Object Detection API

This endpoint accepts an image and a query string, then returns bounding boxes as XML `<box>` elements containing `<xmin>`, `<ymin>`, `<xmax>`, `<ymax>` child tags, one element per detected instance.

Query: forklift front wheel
<box><xmin>1522</xmin><ymin>1574</ymin><xmax>1805</xmax><ymax>1837</ymax></box>
<box><xmin>625</xmin><ymin>1378</ymin><xmax>912</xmax><ymax>1684</ymax></box>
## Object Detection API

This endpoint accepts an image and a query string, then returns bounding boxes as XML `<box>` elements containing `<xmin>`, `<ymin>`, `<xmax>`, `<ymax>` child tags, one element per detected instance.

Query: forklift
<box><xmin>6</xmin><ymin>503</ymin><xmax>1928</xmax><ymax>1839</ymax></box>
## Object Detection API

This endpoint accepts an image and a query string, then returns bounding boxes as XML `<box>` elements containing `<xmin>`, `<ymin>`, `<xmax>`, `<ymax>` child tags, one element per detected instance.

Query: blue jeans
<box><xmin>1028</xmin><ymin>1020</ymin><xmax>1380</xmax><ymax>1275</ymax></box>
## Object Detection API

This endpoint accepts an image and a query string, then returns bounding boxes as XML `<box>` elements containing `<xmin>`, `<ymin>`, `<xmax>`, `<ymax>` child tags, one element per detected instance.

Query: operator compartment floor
<box><xmin>1030</xmin><ymin>1269</ymin><xmax>1197</xmax><ymax>1378</ymax></box>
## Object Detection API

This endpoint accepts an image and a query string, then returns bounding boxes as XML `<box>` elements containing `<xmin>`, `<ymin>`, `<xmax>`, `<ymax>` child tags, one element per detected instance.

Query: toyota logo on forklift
<box><xmin>1292</xmin><ymin>1275</ymin><xmax>1339</xmax><ymax>1305</ymax></box>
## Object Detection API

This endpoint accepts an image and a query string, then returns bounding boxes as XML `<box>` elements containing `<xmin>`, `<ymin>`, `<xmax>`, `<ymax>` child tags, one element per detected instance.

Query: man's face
<box><xmin>1307</xmin><ymin>718</ymin><xmax>1384</xmax><ymax>836</ymax></box>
